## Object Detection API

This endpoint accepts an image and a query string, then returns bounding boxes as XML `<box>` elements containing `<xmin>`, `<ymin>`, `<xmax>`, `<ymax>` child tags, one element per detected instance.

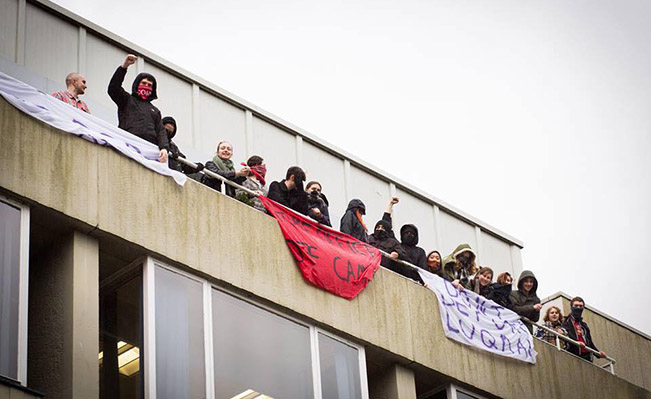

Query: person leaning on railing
<box><xmin>535</xmin><ymin>305</ymin><xmax>568</xmax><ymax>348</ymax></box>
<box><xmin>305</xmin><ymin>181</ymin><xmax>331</xmax><ymax>227</ymax></box>
<box><xmin>509</xmin><ymin>270</ymin><xmax>541</xmax><ymax>333</ymax></box>
<box><xmin>202</xmin><ymin>141</ymin><xmax>249</xmax><ymax>197</ymax></box>
<box><xmin>562</xmin><ymin>296</ymin><xmax>607</xmax><ymax>362</ymax></box>
<box><xmin>486</xmin><ymin>272</ymin><xmax>513</xmax><ymax>309</ymax></box>
<box><xmin>162</xmin><ymin>116</ymin><xmax>204</xmax><ymax>176</ymax></box>
<box><xmin>267</xmin><ymin>166</ymin><xmax>309</xmax><ymax>215</ymax></box>
<box><xmin>468</xmin><ymin>267</ymin><xmax>494</xmax><ymax>298</ymax></box>
<box><xmin>442</xmin><ymin>244</ymin><xmax>478</xmax><ymax>288</ymax></box>
<box><xmin>235</xmin><ymin>155</ymin><xmax>268</xmax><ymax>213</ymax></box>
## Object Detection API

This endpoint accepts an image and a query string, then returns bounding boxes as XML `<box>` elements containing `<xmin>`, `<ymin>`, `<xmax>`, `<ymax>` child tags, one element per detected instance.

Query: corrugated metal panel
<box><xmin>24</xmin><ymin>3</ymin><xmax>77</xmax><ymax>83</ymax></box>
<box><xmin>0</xmin><ymin>0</ymin><xmax>18</xmax><ymax>62</ymax></box>
<box><xmin>302</xmin><ymin>142</ymin><xmax>346</xmax><ymax>230</ymax></box>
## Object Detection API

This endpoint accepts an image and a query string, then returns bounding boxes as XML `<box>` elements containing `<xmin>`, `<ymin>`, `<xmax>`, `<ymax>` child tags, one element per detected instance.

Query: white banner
<box><xmin>418</xmin><ymin>270</ymin><xmax>537</xmax><ymax>364</ymax></box>
<box><xmin>0</xmin><ymin>71</ymin><xmax>186</xmax><ymax>185</ymax></box>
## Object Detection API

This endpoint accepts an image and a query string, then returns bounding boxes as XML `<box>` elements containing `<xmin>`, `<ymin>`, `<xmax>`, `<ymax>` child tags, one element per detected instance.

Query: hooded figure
<box><xmin>487</xmin><ymin>281</ymin><xmax>513</xmax><ymax>309</ymax></box>
<box><xmin>509</xmin><ymin>270</ymin><xmax>541</xmax><ymax>332</ymax></box>
<box><xmin>162</xmin><ymin>116</ymin><xmax>202</xmax><ymax>175</ymax></box>
<box><xmin>368</xmin><ymin>219</ymin><xmax>413</xmax><ymax>271</ymax></box>
<box><xmin>442</xmin><ymin>244</ymin><xmax>478</xmax><ymax>287</ymax></box>
<box><xmin>108</xmin><ymin>68</ymin><xmax>169</xmax><ymax>151</ymax></box>
<box><xmin>340</xmin><ymin>199</ymin><xmax>368</xmax><ymax>242</ymax></box>
<box><xmin>399</xmin><ymin>224</ymin><xmax>428</xmax><ymax>270</ymax></box>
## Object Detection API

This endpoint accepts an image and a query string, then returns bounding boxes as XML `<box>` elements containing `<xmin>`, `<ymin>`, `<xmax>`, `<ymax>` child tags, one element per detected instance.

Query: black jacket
<box><xmin>486</xmin><ymin>283</ymin><xmax>513</xmax><ymax>309</ymax></box>
<box><xmin>202</xmin><ymin>161</ymin><xmax>245</xmax><ymax>198</ymax></box>
<box><xmin>509</xmin><ymin>270</ymin><xmax>541</xmax><ymax>332</ymax></box>
<box><xmin>340</xmin><ymin>199</ymin><xmax>368</xmax><ymax>242</ymax></box>
<box><xmin>368</xmin><ymin>217</ymin><xmax>423</xmax><ymax>283</ymax></box>
<box><xmin>400</xmin><ymin>224</ymin><xmax>428</xmax><ymax>270</ymax></box>
<box><xmin>306</xmin><ymin>192</ymin><xmax>331</xmax><ymax>226</ymax></box>
<box><xmin>562</xmin><ymin>315</ymin><xmax>601</xmax><ymax>360</ymax></box>
<box><xmin>161</xmin><ymin>116</ymin><xmax>195</xmax><ymax>174</ymax></box>
<box><xmin>107</xmin><ymin>67</ymin><xmax>169</xmax><ymax>150</ymax></box>
<box><xmin>267</xmin><ymin>180</ymin><xmax>309</xmax><ymax>215</ymax></box>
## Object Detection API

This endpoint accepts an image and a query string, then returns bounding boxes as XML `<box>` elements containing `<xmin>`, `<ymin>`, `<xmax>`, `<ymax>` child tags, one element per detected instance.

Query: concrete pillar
<box><xmin>369</xmin><ymin>364</ymin><xmax>417</xmax><ymax>399</ymax></box>
<box><xmin>28</xmin><ymin>231</ymin><xmax>99</xmax><ymax>399</ymax></box>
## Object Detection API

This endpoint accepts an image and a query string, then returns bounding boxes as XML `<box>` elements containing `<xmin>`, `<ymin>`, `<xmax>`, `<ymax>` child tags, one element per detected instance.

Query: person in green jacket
<box><xmin>509</xmin><ymin>270</ymin><xmax>542</xmax><ymax>333</ymax></box>
<box><xmin>442</xmin><ymin>244</ymin><xmax>478</xmax><ymax>288</ymax></box>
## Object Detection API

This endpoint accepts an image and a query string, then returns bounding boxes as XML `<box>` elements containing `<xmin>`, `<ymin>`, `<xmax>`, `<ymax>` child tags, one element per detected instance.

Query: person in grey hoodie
<box><xmin>509</xmin><ymin>270</ymin><xmax>542</xmax><ymax>333</ymax></box>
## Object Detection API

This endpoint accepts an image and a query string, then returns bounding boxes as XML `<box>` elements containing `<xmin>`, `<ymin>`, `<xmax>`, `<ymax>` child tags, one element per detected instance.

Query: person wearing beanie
<box><xmin>107</xmin><ymin>54</ymin><xmax>169</xmax><ymax>163</ymax></box>
<box><xmin>161</xmin><ymin>116</ymin><xmax>204</xmax><ymax>175</ymax></box>
<box><xmin>561</xmin><ymin>296</ymin><xmax>607</xmax><ymax>362</ymax></box>
<box><xmin>509</xmin><ymin>270</ymin><xmax>541</xmax><ymax>333</ymax></box>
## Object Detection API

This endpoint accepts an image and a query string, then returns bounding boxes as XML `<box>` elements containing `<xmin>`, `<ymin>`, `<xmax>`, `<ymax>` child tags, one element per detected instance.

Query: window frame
<box><xmin>0</xmin><ymin>195</ymin><xmax>30</xmax><ymax>385</ymax></box>
<box><xmin>143</xmin><ymin>256</ymin><xmax>369</xmax><ymax>399</ymax></box>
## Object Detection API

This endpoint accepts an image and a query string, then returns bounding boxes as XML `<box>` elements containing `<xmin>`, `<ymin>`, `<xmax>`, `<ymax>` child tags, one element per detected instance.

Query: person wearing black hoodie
<box><xmin>108</xmin><ymin>54</ymin><xmax>168</xmax><ymax>163</ymax></box>
<box><xmin>509</xmin><ymin>270</ymin><xmax>541</xmax><ymax>333</ymax></box>
<box><xmin>161</xmin><ymin>116</ymin><xmax>204</xmax><ymax>175</ymax></box>
<box><xmin>399</xmin><ymin>224</ymin><xmax>428</xmax><ymax>270</ymax></box>
<box><xmin>267</xmin><ymin>166</ymin><xmax>309</xmax><ymax>215</ymax></box>
<box><xmin>340</xmin><ymin>199</ymin><xmax>368</xmax><ymax>242</ymax></box>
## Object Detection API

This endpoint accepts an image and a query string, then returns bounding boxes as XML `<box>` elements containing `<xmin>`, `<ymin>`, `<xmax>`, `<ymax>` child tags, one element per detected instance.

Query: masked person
<box><xmin>509</xmin><ymin>270</ymin><xmax>541</xmax><ymax>333</ymax></box>
<box><xmin>340</xmin><ymin>199</ymin><xmax>368</xmax><ymax>242</ymax></box>
<box><xmin>162</xmin><ymin>116</ymin><xmax>204</xmax><ymax>175</ymax></box>
<box><xmin>108</xmin><ymin>54</ymin><xmax>168</xmax><ymax>163</ymax></box>
<box><xmin>267</xmin><ymin>166</ymin><xmax>309</xmax><ymax>215</ymax></box>
<box><xmin>305</xmin><ymin>181</ymin><xmax>331</xmax><ymax>226</ymax></box>
<box><xmin>235</xmin><ymin>155</ymin><xmax>268</xmax><ymax>213</ymax></box>
<box><xmin>562</xmin><ymin>297</ymin><xmax>607</xmax><ymax>362</ymax></box>
<box><xmin>442</xmin><ymin>244</ymin><xmax>478</xmax><ymax>288</ymax></box>
<box><xmin>399</xmin><ymin>224</ymin><xmax>428</xmax><ymax>273</ymax></box>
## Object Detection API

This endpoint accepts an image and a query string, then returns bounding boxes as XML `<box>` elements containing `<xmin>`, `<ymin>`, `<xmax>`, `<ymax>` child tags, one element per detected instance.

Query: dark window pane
<box><xmin>0</xmin><ymin>201</ymin><xmax>21</xmax><ymax>379</ymax></box>
<box><xmin>212</xmin><ymin>289</ymin><xmax>313</xmax><ymax>399</ymax></box>
<box><xmin>457</xmin><ymin>390</ymin><xmax>480</xmax><ymax>399</ymax></box>
<box><xmin>318</xmin><ymin>333</ymin><xmax>361</xmax><ymax>399</ymax></box>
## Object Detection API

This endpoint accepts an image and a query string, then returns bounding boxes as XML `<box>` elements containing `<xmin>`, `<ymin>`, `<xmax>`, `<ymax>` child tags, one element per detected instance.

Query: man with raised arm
<box><xmin>52</xmin><ymin>72</ymin><xmax>90</xmax><ymax>113</ymax></box>
<box><xmin>107</xmin><ymin>54</ymin><xmax>168</xmax><ymax>163</ymax></box>
<box><xmin>562</xmin><ymin>296</ymin><xmax>608</xmax><ymax>362</ymax></box>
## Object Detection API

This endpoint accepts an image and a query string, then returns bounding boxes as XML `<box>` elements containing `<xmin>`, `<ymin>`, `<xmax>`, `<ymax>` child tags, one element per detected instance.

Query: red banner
<box><xmin>260</xmin><ymin>196</ymin><xmax>381</xmax><ymax>300</ymax></box>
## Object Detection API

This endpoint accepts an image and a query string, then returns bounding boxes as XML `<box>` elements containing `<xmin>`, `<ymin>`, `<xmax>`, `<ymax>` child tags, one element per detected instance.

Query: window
<box><xmin>143</xmin><ymin>258</ymin><xmax>368</xmax><ymax>399</ymax></box>
<box><xmin>0</xmin><ymin>197</ymin><xmax>29</xmax><ymax>384</ymax></box>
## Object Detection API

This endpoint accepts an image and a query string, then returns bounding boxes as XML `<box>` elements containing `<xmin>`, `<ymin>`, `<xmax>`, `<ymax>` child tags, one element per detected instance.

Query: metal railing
<box><xmin>176</xmin><ymin>156</ymin><xmax>618</xmax><ymax>375</ymax></box>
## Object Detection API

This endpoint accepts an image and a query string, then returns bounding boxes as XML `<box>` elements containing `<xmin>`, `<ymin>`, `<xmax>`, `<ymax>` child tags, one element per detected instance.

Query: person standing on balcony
<box><xmin>107</xmin><ymin>54</ymin><xmax>168</xmax><ymax>163</ymax></box>
<box><xmin>52</xmin><ymin>72</ymin><xmax>90</xmax><ymax>113</ymax></box>
<box><xmin>162</xmin><ymin>116</ymin><xmax>204</xmax><ymax>175</ymax></box>
<box><xmin>305</xmin><ymin>181</ymin><xmax>331</xmax><ymax>226</ymax></box>
<box><xmin>469</xmin><ymin>266</ymin><xmax>494</xmax><ymax>298</ymax></box>
<box><xmin>340</xmin><ymin>199</ymin><xmax>368</xmax><ymax>242</ymax></box>
<box><xmin>510</xmin><ymin>270</ymin><xmax>541</xmax><ymax>333</ymax></box>
<box><xmin>399</xmin><ymin>224</ymin><xmax>428</xmax><ymax>271</ymax></box>
<box><xmin>202</xmin><ymin>141</ymin><xmax>249</xmax><ymax>197</ymax></box>
<box><xmin>267</xmin><ymin>166</ymin><xmax>309</xmax><ymax>215</ymax></box>
<box><xmin>426</xmin><ymin>250</ymin><xmax>443</xmax><ymax>277</ymax></box>
<box><xmin>535</xmin><ymin>306</ymin><xmax>568</xmax><ymax>348</ymax></box>
<box><xmin>487</xmin><ymin>271</ymin><xmax>513</xmax><ymax>309</ymax></box>
<box><xmin>442</xmin><ymin>244</ymin><xmax>478</xmax><ymax>288</ymax></box>
<box><xmin>562</xmin><ymin>296</ymin><xmax>608</xmax><ymax>362</ymax></box>
<box><xmin>235</xmin><ymin>155</ymin><xmax>268</xmax><ymax>212</ymax></box>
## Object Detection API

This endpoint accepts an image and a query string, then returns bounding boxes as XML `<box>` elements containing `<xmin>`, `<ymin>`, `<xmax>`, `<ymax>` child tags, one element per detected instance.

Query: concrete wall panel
<box><xmin>479</xmin><ymin>231</ymin><xmax>513</xmax><ymax>275</ymax></box>
<box><xmin>302</xmin><ymin>143</ymin><xmax>346</xmax><ymax>229</ymax></box>
<box><xmin>439</xmin><ymin>210</ymin><xmax>477</xmax><ymax>257</ymax></box>
<box><xmin>251</xmin><ymin>117</ymin><xmax>296</xmax><ymax>185</ymax></box>
<box><xmin>24</xmin><ymin>4</ymin><xmax>77</xmax><ymax>84</ymax></box>
<box><xmin>0</xmin><ymin>0</ymin><xmax>18</xmax><ymax>62</ymax></box>
<box><xmin>349</xmin><ymin>167</ymin><xmax>390</xmax><ymax>229</ymax></box>
<box><xmin>394</xmin><ymin>189</ymin><xmax>436</xmax><ymax>252</ymax></box>
<box><xmin>197</xmin><ymin>90</ymin><xmax>246</xmax><ymax>163</ymax></box>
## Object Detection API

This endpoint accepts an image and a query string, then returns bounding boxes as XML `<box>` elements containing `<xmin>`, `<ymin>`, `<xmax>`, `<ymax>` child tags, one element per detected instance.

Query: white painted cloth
<box><xmin>0</xmin><ymin>71</ymin><xmax>186</xmax><ymax>185</ymax></box>
<box><xmin>418</xmin><ymin>269</ymin><xmax>537</xmax><ymax>364</ymax></box>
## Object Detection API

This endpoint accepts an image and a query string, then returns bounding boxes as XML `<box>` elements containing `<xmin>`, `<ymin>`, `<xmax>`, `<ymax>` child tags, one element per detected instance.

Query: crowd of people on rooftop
<box><xmin>50</xmin><ymin>53</ymin><xmax>609</xmax><ymax>365</ymax></box>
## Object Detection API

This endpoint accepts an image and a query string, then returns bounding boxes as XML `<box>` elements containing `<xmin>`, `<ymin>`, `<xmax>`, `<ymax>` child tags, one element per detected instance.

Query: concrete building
<box><xmin>0</xmin><ymin>0</ymin><xmax>650</xmax><ymax>398</ymax></box>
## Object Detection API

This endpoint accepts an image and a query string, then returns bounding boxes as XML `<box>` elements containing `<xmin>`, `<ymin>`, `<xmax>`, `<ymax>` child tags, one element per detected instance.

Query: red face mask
<box><xmin>137</xmin><ymin>84</ymin><xmax>152</xmax><ymax>100</ymax></box>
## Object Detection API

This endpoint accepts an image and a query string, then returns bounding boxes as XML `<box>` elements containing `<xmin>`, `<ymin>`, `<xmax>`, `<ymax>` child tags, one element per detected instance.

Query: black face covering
<box><xmin>374</xmin><ymin>229</ymin><xmax>388</xmax><ymax>240</ymax></box>
<box><xmin>402</xmin><ymin>231</ymin><xmax>417</xmax><ymax>246</ymax></box>
<box><xmin>571</xmin><ymin>306</ymin><xmax>584</xmax><ymax>320</ymax></box>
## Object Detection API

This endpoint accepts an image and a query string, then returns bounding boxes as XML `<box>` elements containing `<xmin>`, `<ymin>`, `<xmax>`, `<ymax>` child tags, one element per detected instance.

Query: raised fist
<box><xmin>122</xmin><ymin>54</ymin><xmax>138</xmax><ymax>68</ymax></box>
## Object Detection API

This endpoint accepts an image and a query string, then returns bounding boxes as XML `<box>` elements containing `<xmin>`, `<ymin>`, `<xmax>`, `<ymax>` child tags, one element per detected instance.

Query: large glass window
<box><xmin>0</xmin><ymin>200</ymin><xmax>21</xmax><ymax>380</ymax></box>
<box><xmin>154</xmin><ymin>266</ymin><xmax>205</xmax><ymax>399</ymax></box>
<box><xmin>0</xmin><ymin>198</ymin><xmax>28</xmax><ymax>383</ymax></box>
<box><xmin>212</xmin><ymin>289</ymin><xmax>313</xmax><ymax>399</ymax></box>
<box><xmin>318</xmin><ymin>333</ymin><xmax>362</xmax><ymax>399</ymax></box>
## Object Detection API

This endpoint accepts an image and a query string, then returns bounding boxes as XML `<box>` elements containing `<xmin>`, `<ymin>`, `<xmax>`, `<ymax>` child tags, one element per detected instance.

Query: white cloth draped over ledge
<box><xmin>0</xmin><ymin>71</ymin><xmax>187</xmax><ymax>186</ymax></box>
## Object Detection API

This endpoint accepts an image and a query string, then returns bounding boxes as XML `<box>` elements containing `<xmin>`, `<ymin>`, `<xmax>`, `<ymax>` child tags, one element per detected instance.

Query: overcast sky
<box><xmin>51</xmin><ymin>0</ymin><xmax>651</xmax><ymax>335</ymax></box>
